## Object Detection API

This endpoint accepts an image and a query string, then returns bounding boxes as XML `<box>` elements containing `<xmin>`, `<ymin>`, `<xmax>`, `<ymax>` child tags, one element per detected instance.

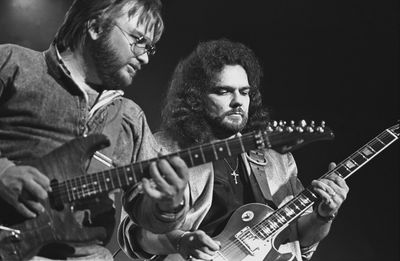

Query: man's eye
<box><xmin>241</xmin><ymin>89</ymin><xmax>250</xmax><ymax>95</ymax></box>
<box><xmin>216</xmin><ymin>89</ymin><xmax>228</xmax><ymax>95</ymax></box>
<box><xmin>134</xmin><ymin>36</ymin><xmax>147</xmax><ymax>45</ymax></box>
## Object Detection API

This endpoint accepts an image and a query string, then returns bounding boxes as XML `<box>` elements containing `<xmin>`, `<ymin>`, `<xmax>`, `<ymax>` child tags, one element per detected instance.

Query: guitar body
<box><xmin>0</xmin><ymin>134</ymin><xmax>111</xmax><ymax>261</ymax></box>
<box><xmin>213</xmin><ymin>203</ymin><xmax>295</xmax><ymax>261</ymax></box>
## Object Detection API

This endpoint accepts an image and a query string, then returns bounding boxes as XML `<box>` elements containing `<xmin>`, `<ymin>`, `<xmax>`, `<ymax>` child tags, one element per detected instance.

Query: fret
<box><xmin>238</xmin><ymin>135</ymin><xmax>245</xmax><ymax>153</ymax></box>
<box><xmin>106</xmin><ymin>169</ymin><xmax>115</xmax><ymax>190</ymax></box>
<box><xmin>187</xmin><ymin>147</ymin><xmax>195</xmax><ymax>167</ymax></box>
<box><xmin>261</xmin><ymin>226</ymin><xmax>271</xmax><ymax>236</ymax></box>
<box><xmin>267</xmin><ymin>220</ymin><xmax>278</xmax><ymax>230</ymax></box>
<box><xmin>95</xmin><ymin>171</ymin><xmax>103</xmax><ymax>193</ymax></box>
<box><xmin>344</xmin><ymin>159</ymin><xmax>358</xmax><ymax>170</ymax></box>
<box><xmin>216</xmin><ymin>145</ymin><xmax>226</xmax><ymax>159</ymax></box>
<box><xmin>80</xmin><ymin>177</ymin><xmax>88</xmax><ymax>199</ymax></box>
<box><xmin>352</xmin><ymin>152</ymin><xmax>367</xmax><ymax>164</ymax></box>
<box><xmin>127</xmin><ymin>166</ymin><xmax>137</xmax><ymax>185</ymax></box>
<box><xmin>91</xmin><ymin>174</ymin><xmax>100</xmax><ymax>194</ymax></box>
<box><xmin>275</xmin><ymin>213</ymin><xmax>285</xmax><ymax>224</ymax></box>
<box><xmin>199</xmin><ymin>145</ymin><xmax>206</xmax><ymax>163</ymax></box>
<box><xmin>65</xmin><ymin>179</ymin><xmax>74</xmax><ymax>202</ymax></box>
<box><xmin>192</xmin><ymin>148</ymin><xmax>204</xmax><ymax>165</ymax></box>
<box><xmin>71</xmin><ymin>177</ymin><xmax>79</xmax><ymax>200</ymax></box>
<box><xmin>284</xmin><ymin>207</ymin><xmax>295</xmax><ymax>217</ymax></box>
<box><xmin>138</xmin><ymin>161</ymin><xmax>144</xmax><ymax>175</ymax></box>
<box><xmin>122</xmin><ymin>166</ymin><xmax>129</xmax><ymax>187</ymax></box>
<box><xmin>102</xmin><ymin>171</ymin><xmax>109</xmax><ymax>191</ymax></box>
<box><xmin>83</xmin><ymin>173</ymin><xmax>91</xmax><ymax>198</ymax></box>
<box><xmin>361</xmin><ymin>145</ymin><xmax>375</xmax><ymax>157</ymax></box>
<box><xmin>304</xmin><ymin>189</ymin><xmax>318</xmax><ymax>200</ymax></box>
<box><xmin>369</xmin><ymin>140</ymin><xmax>384</xmax><ymax>151</ymax></box>
<box><xmin>375</xmin><ymin>136</ymin><xmax>386</xmax><ymax>146</ymax></box>
<box><xmin>381</xmin><ymin>132</ymin><xmax>395</xmax><ymax>143</ymax></box>
<box><xmin>211</xmin><ymin>143</ymin><xmax>219</xmax><ymax>160</ymax></box>
<box><xmin>114</xmin><ymin>168</ymin><xmax>122</xmax><ymax>188</ymax></box>
<box><xmin>224</xmin><ymin>140</ymin><xmax>232</xmax><ymax>156</ymax></box>
<box><xmin>74</xmin><ymin>176</ymin><xmax>82</xmax><ymax>200</ymax></box>
<box><xmin>335</xmin><ymin>165</ymin><xmax>351</xmax><ymax>177</ymax></box>
<box><xmin>257</xmin><ymin>227</ymin><xmax>269</xmax><ymax>239</ymax></box>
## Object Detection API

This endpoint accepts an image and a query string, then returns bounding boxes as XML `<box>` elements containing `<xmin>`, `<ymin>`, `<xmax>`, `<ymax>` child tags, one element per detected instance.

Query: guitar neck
<box><xmin>54</xmin><ymin>131</ymin><xmax>264</xmax><ymax>203</ymax></box>
<box><xmin>251</xmin><ymin>124</ymin><xmax>399</xmax><ymax>240</ymax></box>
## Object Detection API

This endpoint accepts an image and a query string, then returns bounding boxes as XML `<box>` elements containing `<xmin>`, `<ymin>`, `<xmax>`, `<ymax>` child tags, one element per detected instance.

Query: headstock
<box><xmin>256</xmin><ymin>120</ymin><xmax>335</xmax><ymax>154</ymax></box>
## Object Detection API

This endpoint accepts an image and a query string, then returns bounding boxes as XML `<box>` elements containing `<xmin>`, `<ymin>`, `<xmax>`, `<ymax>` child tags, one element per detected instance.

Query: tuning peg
<box><xmin>276</xmin><ymin>126</ymin><xmax>283</xmax><ymax>132</ymax></box>
<box><xmin>279</xmin><ymin>120</ymin><xmax>286</xmax><ymax>127</ymax></box>
<box><xmin>320</xmin><ymin>121</ymin><xmax>326</xmax><ymax>128</ymax></box>
<box><xmin>290</xmin><ymin>120</ymin><xmax>295</xmax><ymax>127</ymax></box>
<box><xmin>285</xmin><ymin>126</ymin><xmax>294</xmax><ymax>132</ymax></box>
<box><xmin>272</xmin><ymin>121</ymin><xmax>278</xmax><ymax>127</ymax></box>
<box><xmin>310</xmin><ymin>120</ymin><xmax>315</xmax><ymax>127</ymax></box>
<box><xmin>306</xmin><ymin>126</ymin><xmax>314</xmax><ymax>133</ymax></box>
<box><xmin>296</xmin><ymin>126</ymin><xmax>304</xmax><ymax>132</ymax></box>
<box><xmin>299</xmin><ymin>120</ymin><xmax>307</xmax><ymax>128</ymax></box>
<box><xmin>316</xmin><ymin>126</ymin><xmax>325</xmax><ymax>133</ymax></box>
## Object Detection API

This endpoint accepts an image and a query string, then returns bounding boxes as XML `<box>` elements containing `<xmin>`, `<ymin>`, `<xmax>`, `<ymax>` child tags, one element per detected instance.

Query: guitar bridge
<box><xmin>235</xmin><ymin>226</ymin><xmax>265</xmax><ymax>255</ymax></box>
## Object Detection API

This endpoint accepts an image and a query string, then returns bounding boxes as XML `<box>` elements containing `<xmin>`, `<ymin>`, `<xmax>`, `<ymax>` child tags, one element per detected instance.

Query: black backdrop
<box><xmin>0</xmin><ymin>0</ymin><xmax>398</xmax><ymax>260</ymax></box>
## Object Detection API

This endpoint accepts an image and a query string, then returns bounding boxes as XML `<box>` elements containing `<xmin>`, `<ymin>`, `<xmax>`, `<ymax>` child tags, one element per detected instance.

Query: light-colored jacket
<box><xmin>118</xmin><ymin>132</ymin><xmax>318</xmax><ymax>260</ymax></box>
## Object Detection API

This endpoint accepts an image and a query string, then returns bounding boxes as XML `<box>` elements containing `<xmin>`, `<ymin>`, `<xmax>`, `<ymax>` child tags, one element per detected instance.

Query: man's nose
<box><xmin>137</xmin><ymin>52</ymin><xmax>149</xmax><ymax>65</ymax></box>
<box><xmin>230</xmin><ymin>92</ymin><xmax>243</xmax><ymax>107</ymax></box>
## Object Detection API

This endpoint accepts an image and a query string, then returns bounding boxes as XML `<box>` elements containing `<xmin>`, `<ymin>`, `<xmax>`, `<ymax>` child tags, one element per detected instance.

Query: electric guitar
<box><xmin>209</xmin><ymin>122</ymin><xmax>399</xmax><ymax>261</ymax></box>
<box><xmin>0</xmin><ymin>120</ymin><xmax>333</xmax><ymax>261</ymax></box>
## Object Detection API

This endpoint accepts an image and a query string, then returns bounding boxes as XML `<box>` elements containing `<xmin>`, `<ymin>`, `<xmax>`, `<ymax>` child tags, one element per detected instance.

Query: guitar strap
<box><xmin>244</xmin><ymin>150</ymin><xmax>277</xmax><ymax>209</ymax></box>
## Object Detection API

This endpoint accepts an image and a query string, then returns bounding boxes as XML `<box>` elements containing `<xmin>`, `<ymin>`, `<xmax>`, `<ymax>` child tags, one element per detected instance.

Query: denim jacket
<box><xmin>0</xmin><ymin>43</ymin><xmax>160</xmax><ymax>258</ymax></box>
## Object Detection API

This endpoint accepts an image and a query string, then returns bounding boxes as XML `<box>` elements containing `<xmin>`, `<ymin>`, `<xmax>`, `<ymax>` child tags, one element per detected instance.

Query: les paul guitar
<box><xmin>209</xmin><ymin>122</ymin><xmax>399</xmax><ymax>261</ymax></box>
<box><xmin>0</xmin><ymin>121</ymin><xmax>333</xmax><ymax>261</ymax></box>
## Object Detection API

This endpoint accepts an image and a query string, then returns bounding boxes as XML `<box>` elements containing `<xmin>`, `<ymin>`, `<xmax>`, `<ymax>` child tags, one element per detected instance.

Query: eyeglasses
<box><xmin>114</xmin><ymin>24</ymin><xmax>156</xmax><ymax>57</ymax></box>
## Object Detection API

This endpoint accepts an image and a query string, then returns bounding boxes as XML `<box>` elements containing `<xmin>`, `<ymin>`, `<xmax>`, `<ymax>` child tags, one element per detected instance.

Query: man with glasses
<box><xmin>0</xmin><ymin>0</ymin><xmax>188</xmax><ymax>260</ymax></box>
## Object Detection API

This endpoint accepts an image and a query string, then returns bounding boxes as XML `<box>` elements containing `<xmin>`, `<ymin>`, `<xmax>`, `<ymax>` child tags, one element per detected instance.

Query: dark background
<box><xmin>0</xmin><ymin>0</ymin><xmax>398</xmax><ymax>260</ymax></box>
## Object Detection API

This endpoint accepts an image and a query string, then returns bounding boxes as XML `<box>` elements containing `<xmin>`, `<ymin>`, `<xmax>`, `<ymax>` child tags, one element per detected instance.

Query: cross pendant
<box><xmin>231</xmin><ymin>170</ymin><xmax>239</xmax><ymax>184</ymax></box>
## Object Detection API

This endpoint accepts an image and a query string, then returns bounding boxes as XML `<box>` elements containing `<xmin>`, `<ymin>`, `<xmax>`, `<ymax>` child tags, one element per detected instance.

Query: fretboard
<box><xmin>251</xmin><ymin>125</ymin><xmax>399</xmax><ymax>240</ymax></box>
<box><xmin>53</xmin><ymin>131</ymin><xmax>266</xmax><ymax>204</ymax></box>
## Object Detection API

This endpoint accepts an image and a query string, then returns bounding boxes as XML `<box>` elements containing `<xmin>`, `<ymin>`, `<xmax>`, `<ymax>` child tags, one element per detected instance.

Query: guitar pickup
<box><xmin>235</xmin><ymin>226</ymin><xmax>266</xmax><ymax>255</ymax></box>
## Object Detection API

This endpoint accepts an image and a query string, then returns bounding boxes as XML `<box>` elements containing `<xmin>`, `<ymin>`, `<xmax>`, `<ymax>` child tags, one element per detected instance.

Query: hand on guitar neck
<box><xmin>310</xmin><ymin>162</ymin><xmax>349</xmax><ymax>220</ymax></box>
<box><xmin>141</xmin><ymin>155</ymin><xmax>189</xmax><ymax>212</ymax></box>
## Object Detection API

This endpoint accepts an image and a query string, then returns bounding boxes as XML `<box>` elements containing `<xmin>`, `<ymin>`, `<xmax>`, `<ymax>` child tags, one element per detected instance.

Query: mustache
<box><xmin>224</xmin><ymin>108</ymin><xmax>245</xmax><ymax>116</ymax></box>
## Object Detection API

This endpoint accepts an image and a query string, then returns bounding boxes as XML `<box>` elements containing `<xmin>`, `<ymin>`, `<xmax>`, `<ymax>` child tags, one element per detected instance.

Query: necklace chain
<box><xmin>224</xmin><ymin>157</ymin><xmax>239</xmax><ymax>184</ymax></box>
<box><xmin>224</xmin><ymin>158</ymin><xmax>238</xmax><ymax>171</ymax></box>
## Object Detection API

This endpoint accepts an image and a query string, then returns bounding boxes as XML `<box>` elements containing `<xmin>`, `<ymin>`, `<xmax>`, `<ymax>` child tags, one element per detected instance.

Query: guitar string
<box><xmin>51</xmin><ymin>126</ymin><xmax>388</xmax><ymax>202</ymax></box>
<box><xmin>50</xmin><ymin>122</ymin><xmax>330</xmax><ymax>197</ymax></box>
<box><xmin>214</xmin><ymin>130</ymin><xmax>398</xmax><ymax>257</ymax></box>
<box><xmin>57</xmin><ymin>130</ymin><xmax>389</xmax><ymax>201</ymax></box>
<box><xmin>50</xmin><ymin>133</ymin><xmax>264</xmax><ymax>200</ymax></box>
<box><xmin>51</xmin><ymin>127</ymin><xmax>394</xmax><ymax>216</ymax></box>
<box><xmin>219</xmin><ymin>131</ymin><xmax>399</xmax><ymax>257</ymax></box>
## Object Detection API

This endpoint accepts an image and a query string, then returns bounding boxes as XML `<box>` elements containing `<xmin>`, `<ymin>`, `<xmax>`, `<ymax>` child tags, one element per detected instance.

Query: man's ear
<box><xmin>87</xmin><ymin>19</ymin><xmax>102</xmax><ymax>40</ymax></box>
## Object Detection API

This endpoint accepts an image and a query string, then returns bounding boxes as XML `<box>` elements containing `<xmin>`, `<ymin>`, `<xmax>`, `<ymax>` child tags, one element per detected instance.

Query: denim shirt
<box><xmin>0</xmin><ymin>43</ymin><xmax>159</xmax><ymax>258</ymax></box>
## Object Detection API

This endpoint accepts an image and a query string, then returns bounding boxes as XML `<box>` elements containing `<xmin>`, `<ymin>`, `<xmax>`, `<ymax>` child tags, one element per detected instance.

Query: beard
<box><xmin>205</xmin><ymin>108</ymin><xmax>248</xmax><ymax>139</ymax></box>
<box><xmin>88</xmin><ymin>32</ymin><xmax>128</xmax><ymax>90</ymax></box>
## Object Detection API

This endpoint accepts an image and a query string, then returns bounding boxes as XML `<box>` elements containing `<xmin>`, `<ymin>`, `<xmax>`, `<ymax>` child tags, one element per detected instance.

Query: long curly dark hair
<box><xmin>161</xmin><ymin>39</ymin><xmax>269</xmax><ymax>146</ymax></box>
